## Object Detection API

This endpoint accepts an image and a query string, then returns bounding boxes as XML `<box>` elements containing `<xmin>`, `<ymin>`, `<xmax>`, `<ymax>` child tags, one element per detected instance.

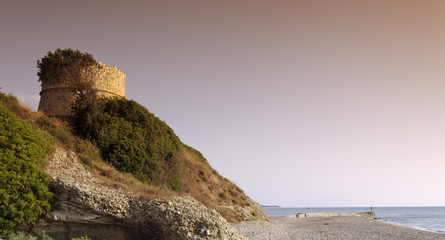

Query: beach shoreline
<box><xmin>233</xmin><ymin>216</ymin><xmax>445</xmax><ymax>240</ymax></box>
<box><xmin>374</xmin><ymin>218</ymin><xmax>443</xmax><ymax>235</ymax></box>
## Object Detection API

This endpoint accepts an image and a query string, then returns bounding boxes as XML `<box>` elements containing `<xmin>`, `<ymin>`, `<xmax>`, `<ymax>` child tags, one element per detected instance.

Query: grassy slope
<box><xmin>1</xmin><ymin>93</ymin><xmax>265</xmax><ymax>223</ymax></box>
<box><xmin>180</xmin><ymin>147</ymin><xmax>258</xmax><ymax>222</ymax></box>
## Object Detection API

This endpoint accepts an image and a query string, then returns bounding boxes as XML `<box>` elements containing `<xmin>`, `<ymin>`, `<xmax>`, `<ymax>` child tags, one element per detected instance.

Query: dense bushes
<box><xmin>73</xmin><ymin>97</ymin><xmax>183</xmax><ymax>186</ymax></box>
<box><xmin>0</xmin><ymin>91</ymin><xmax>101</xmax><ymax>167</ymax></box>
<box><xmin>0</xmin><ymin>104</ymin><xmax>54</xmax><ymax>233</ymax></box>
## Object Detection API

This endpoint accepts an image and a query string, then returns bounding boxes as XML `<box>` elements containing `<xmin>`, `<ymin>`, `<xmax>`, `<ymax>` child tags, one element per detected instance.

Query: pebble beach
<box><xmin>233</xmin><ymin>216</ymin><xmax>445</xmax><ymax>240</ymax></box>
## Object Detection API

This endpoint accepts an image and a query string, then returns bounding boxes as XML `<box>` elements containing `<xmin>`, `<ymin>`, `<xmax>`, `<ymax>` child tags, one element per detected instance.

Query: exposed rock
<box><xmin>41</xmin><ymin>148</ymin><xmax>246</xmax><ymax>240</ymax></box>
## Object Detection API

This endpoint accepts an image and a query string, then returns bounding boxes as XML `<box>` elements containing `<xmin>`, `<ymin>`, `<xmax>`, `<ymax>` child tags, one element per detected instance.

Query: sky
<box><xmin>1</xmin><ymin>0</ymin><xmax>445</xmax><ymax>207</ymax></box>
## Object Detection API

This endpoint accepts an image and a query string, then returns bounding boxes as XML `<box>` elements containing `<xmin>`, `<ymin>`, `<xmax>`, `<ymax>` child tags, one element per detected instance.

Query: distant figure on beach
<box><xmin>370</xmin><ymin>206</ymin><xmax>373</xmax><ymax>212</ymax></box>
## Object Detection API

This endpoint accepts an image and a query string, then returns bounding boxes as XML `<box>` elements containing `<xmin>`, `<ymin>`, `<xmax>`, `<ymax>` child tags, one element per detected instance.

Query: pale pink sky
<box><xmin>2</xmin><ymin>0</ymin><xmax>445</xmax><ymax>207</ymax></box>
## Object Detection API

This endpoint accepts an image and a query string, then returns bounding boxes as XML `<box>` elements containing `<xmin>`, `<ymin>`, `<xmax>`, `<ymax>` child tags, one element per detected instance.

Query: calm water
<box><xmin>262</xmin><ymin>206</ymin><xmax>445</xmax><ymax>234</ymax></box>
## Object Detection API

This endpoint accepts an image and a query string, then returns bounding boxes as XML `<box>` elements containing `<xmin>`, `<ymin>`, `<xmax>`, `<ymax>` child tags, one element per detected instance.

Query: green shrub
<box><xmin>37</xmin><ymin>48</ymin><xmax>96</xmax><ymax>84</ymax></box>
<box><xmin>74</xmin><ymin>138</ymin><xmax>102</xmax><ymax>166</ymax></box>
<box><xmin>0</xmin><ymin>231</ymin><xmax>53</xmax><ymax>240</ymax></box>
<box><xmin>72</xmin><ymin>97</ymin><xmax>182</xmax><ymax>185</ymax></box>
<box><xmin>35</xmin><ymin>116</ymin><xmax>76</xmax><ymax>149</ymax></box>
<box><xmin>168</xmin><ymin>179</ymin><xmax>183</xmax><ymax>192</ymax></box>
<box><xmin>71</xmin><ymin>236</ymin><xmax>91</xmax><ymax>240</ymax></box>
<box><xmin>0</xmin><ymin>104</ymin><xmax>54</xmax><ymax>234</ymax></box>
<box><xmin>0</xmin><ymin>231</ymin><xmax>37</xmax><ymax>240</ymax></box>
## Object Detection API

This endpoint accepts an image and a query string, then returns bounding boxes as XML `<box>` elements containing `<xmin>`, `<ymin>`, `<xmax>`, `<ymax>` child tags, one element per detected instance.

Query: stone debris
<box><xmin>44</xmin><ymin>148</ymin><xmax>246</xmax><ymax>240</ymax></box>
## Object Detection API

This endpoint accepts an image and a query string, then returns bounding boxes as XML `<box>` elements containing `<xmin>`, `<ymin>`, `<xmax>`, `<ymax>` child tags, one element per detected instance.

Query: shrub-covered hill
<box><xmin>0</xmin><ymin>91</ymin><xmax>266</xmax><ymax>233</ymax></box>
<box><xmin>71</xmin><ymin>95</ymin><xmax>266</xmax><ymax>222</ymax></box>
<box><xmin>0</xmin><ymin>94</ymin><xmax>54</xmax><ymax>234</ymax></box>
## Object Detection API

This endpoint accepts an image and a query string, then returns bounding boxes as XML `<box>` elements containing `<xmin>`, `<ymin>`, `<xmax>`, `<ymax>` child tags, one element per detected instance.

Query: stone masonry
<box><xmin>38</xmin><ymin>62</ymin><xmax>125</xmax><ymax>118</ymax></box>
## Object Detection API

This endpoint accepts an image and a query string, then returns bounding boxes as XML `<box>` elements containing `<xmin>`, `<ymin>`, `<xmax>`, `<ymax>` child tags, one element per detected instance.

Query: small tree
<box><xmin>37</xmin><ymin>48</ymin><xmax>96</xmax><ymax>84</ymax></box>
<box><xmin>37</xmin><ymin>48</ymin><xmax>99</xmax><ymax>117</ymax></box>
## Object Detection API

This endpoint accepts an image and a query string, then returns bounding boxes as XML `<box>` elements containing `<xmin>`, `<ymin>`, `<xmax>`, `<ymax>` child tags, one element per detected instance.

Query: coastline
<box><xmin>233</xmin><ymin>216</ymin><xmax>445</xmax><ymax>240</ymax></box>
<box><xmin>375</xmin><ymin>218</ymin><xmax>444</xmax><ymax>235</ymax></box>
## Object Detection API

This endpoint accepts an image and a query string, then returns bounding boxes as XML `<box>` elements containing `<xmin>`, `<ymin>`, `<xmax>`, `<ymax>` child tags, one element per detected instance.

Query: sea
<box><xmin>262</xmin><ymin>206</ymin><xmax>445</xmax><ymax>234</ymax></box>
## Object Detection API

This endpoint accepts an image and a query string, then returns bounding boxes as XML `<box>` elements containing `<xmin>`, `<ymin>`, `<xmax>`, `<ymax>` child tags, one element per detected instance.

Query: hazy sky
<box><xmin>2</xmin><ymin>0</ymin><xmax>445</xmax><ymax>207</ymax></box>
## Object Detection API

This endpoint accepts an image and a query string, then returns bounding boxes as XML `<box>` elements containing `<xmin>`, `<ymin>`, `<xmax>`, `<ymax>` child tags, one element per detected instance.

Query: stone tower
<box><xmin>38</xmin><ymin>62</ymin><xmax>125</xmax><ymax>118</ymax></box>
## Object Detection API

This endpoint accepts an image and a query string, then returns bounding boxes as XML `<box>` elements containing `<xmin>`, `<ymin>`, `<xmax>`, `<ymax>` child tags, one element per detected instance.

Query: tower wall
<box><xmin>38</xmin><ymin>62</ymin><xmax>125</xmax><ymax>118</ymax></box>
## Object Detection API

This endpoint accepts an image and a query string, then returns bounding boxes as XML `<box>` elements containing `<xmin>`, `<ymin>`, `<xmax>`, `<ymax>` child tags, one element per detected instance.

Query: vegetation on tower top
<box><xmin>37</xmin><ymin>48</ymin><xmax>96</xmax><ymax>84</ymax></box>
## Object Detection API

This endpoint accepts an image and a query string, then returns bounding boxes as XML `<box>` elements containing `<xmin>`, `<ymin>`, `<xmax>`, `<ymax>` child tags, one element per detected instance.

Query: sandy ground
<box><xmin>232</xmin><ymin>216</ymin><xmax>445</xmax><ymax>240</ymax></box>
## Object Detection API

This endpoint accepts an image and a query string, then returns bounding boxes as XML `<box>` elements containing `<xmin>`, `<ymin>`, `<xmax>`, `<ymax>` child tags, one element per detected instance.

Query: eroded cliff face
<box><xmin>40</xmin><ymin>148</ymin><xmax>246</xmax><ymax>240</ymax></box>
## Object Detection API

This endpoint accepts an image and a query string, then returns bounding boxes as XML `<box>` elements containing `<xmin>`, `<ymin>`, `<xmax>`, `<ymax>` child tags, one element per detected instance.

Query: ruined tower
<box><xmin>38</xmin><ymin>62</ymin><xmax>125</xmax><ymax>118</ymax></box>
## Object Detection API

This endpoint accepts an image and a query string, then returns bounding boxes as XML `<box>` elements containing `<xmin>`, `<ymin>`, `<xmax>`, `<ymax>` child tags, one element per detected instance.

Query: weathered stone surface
<box><xmin>42</xmin><ymin>148</ymin><xmax>245</xmax><ymax>240</ymax></box>
<box><xmin>38</xmin><ymin>62</ymin><xmax>125</xmax><ymax>118</ymax></box>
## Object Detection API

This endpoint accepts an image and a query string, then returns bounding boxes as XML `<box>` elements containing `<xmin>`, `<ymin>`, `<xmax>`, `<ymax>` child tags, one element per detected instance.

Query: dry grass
<box><xmin>44</xmin><ymin>122</ymin><xmax>175</xmax><ymax>199</ymax></box>
<box><xmin>0</xmin><ymin>93</ymin><xmax>36</xmax><ymax>122</ymax></box>
<box><xmin>179</xmin><ymin>146</ymin><xmax>251</xmax><ymax>223</ymax></box>
<box><xmin>0</xmin><ymin>94</ymin><xmax>174</xmax><ymax>200</ymax></box>
<box><xmin>1</xmin><ymin>93</ymin><xmax>260</xmax><ymax>222</ymax></box>
<box><xmin>88</xmin><ymin>160</ymin><xmax>174</xmax><ymax>199</ymax></box>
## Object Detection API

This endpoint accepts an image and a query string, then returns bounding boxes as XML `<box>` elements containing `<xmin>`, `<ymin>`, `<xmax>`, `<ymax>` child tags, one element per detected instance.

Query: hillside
<box><xmin>0</xmin><ymin>91</ymin><xmax>266</xmax><ymax>238</ymax></box>
<box><xmin>180</xmin><ymin>146</ymin><xmax>265</xmax><ymax>222</ymax></box>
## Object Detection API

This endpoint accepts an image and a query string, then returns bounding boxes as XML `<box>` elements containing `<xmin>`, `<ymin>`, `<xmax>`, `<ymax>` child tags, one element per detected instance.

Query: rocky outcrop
<box><xmin>42</xmin><ymin>148</ymin><xmax>245</xmax><ymax>239</ymax></box>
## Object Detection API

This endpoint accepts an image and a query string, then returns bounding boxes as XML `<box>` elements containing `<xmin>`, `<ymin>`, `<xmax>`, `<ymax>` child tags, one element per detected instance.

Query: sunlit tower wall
<box><xmin>38</xmin><ymin>62</ymin><xmax>125</xmax><ymax>118</ymax></box>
